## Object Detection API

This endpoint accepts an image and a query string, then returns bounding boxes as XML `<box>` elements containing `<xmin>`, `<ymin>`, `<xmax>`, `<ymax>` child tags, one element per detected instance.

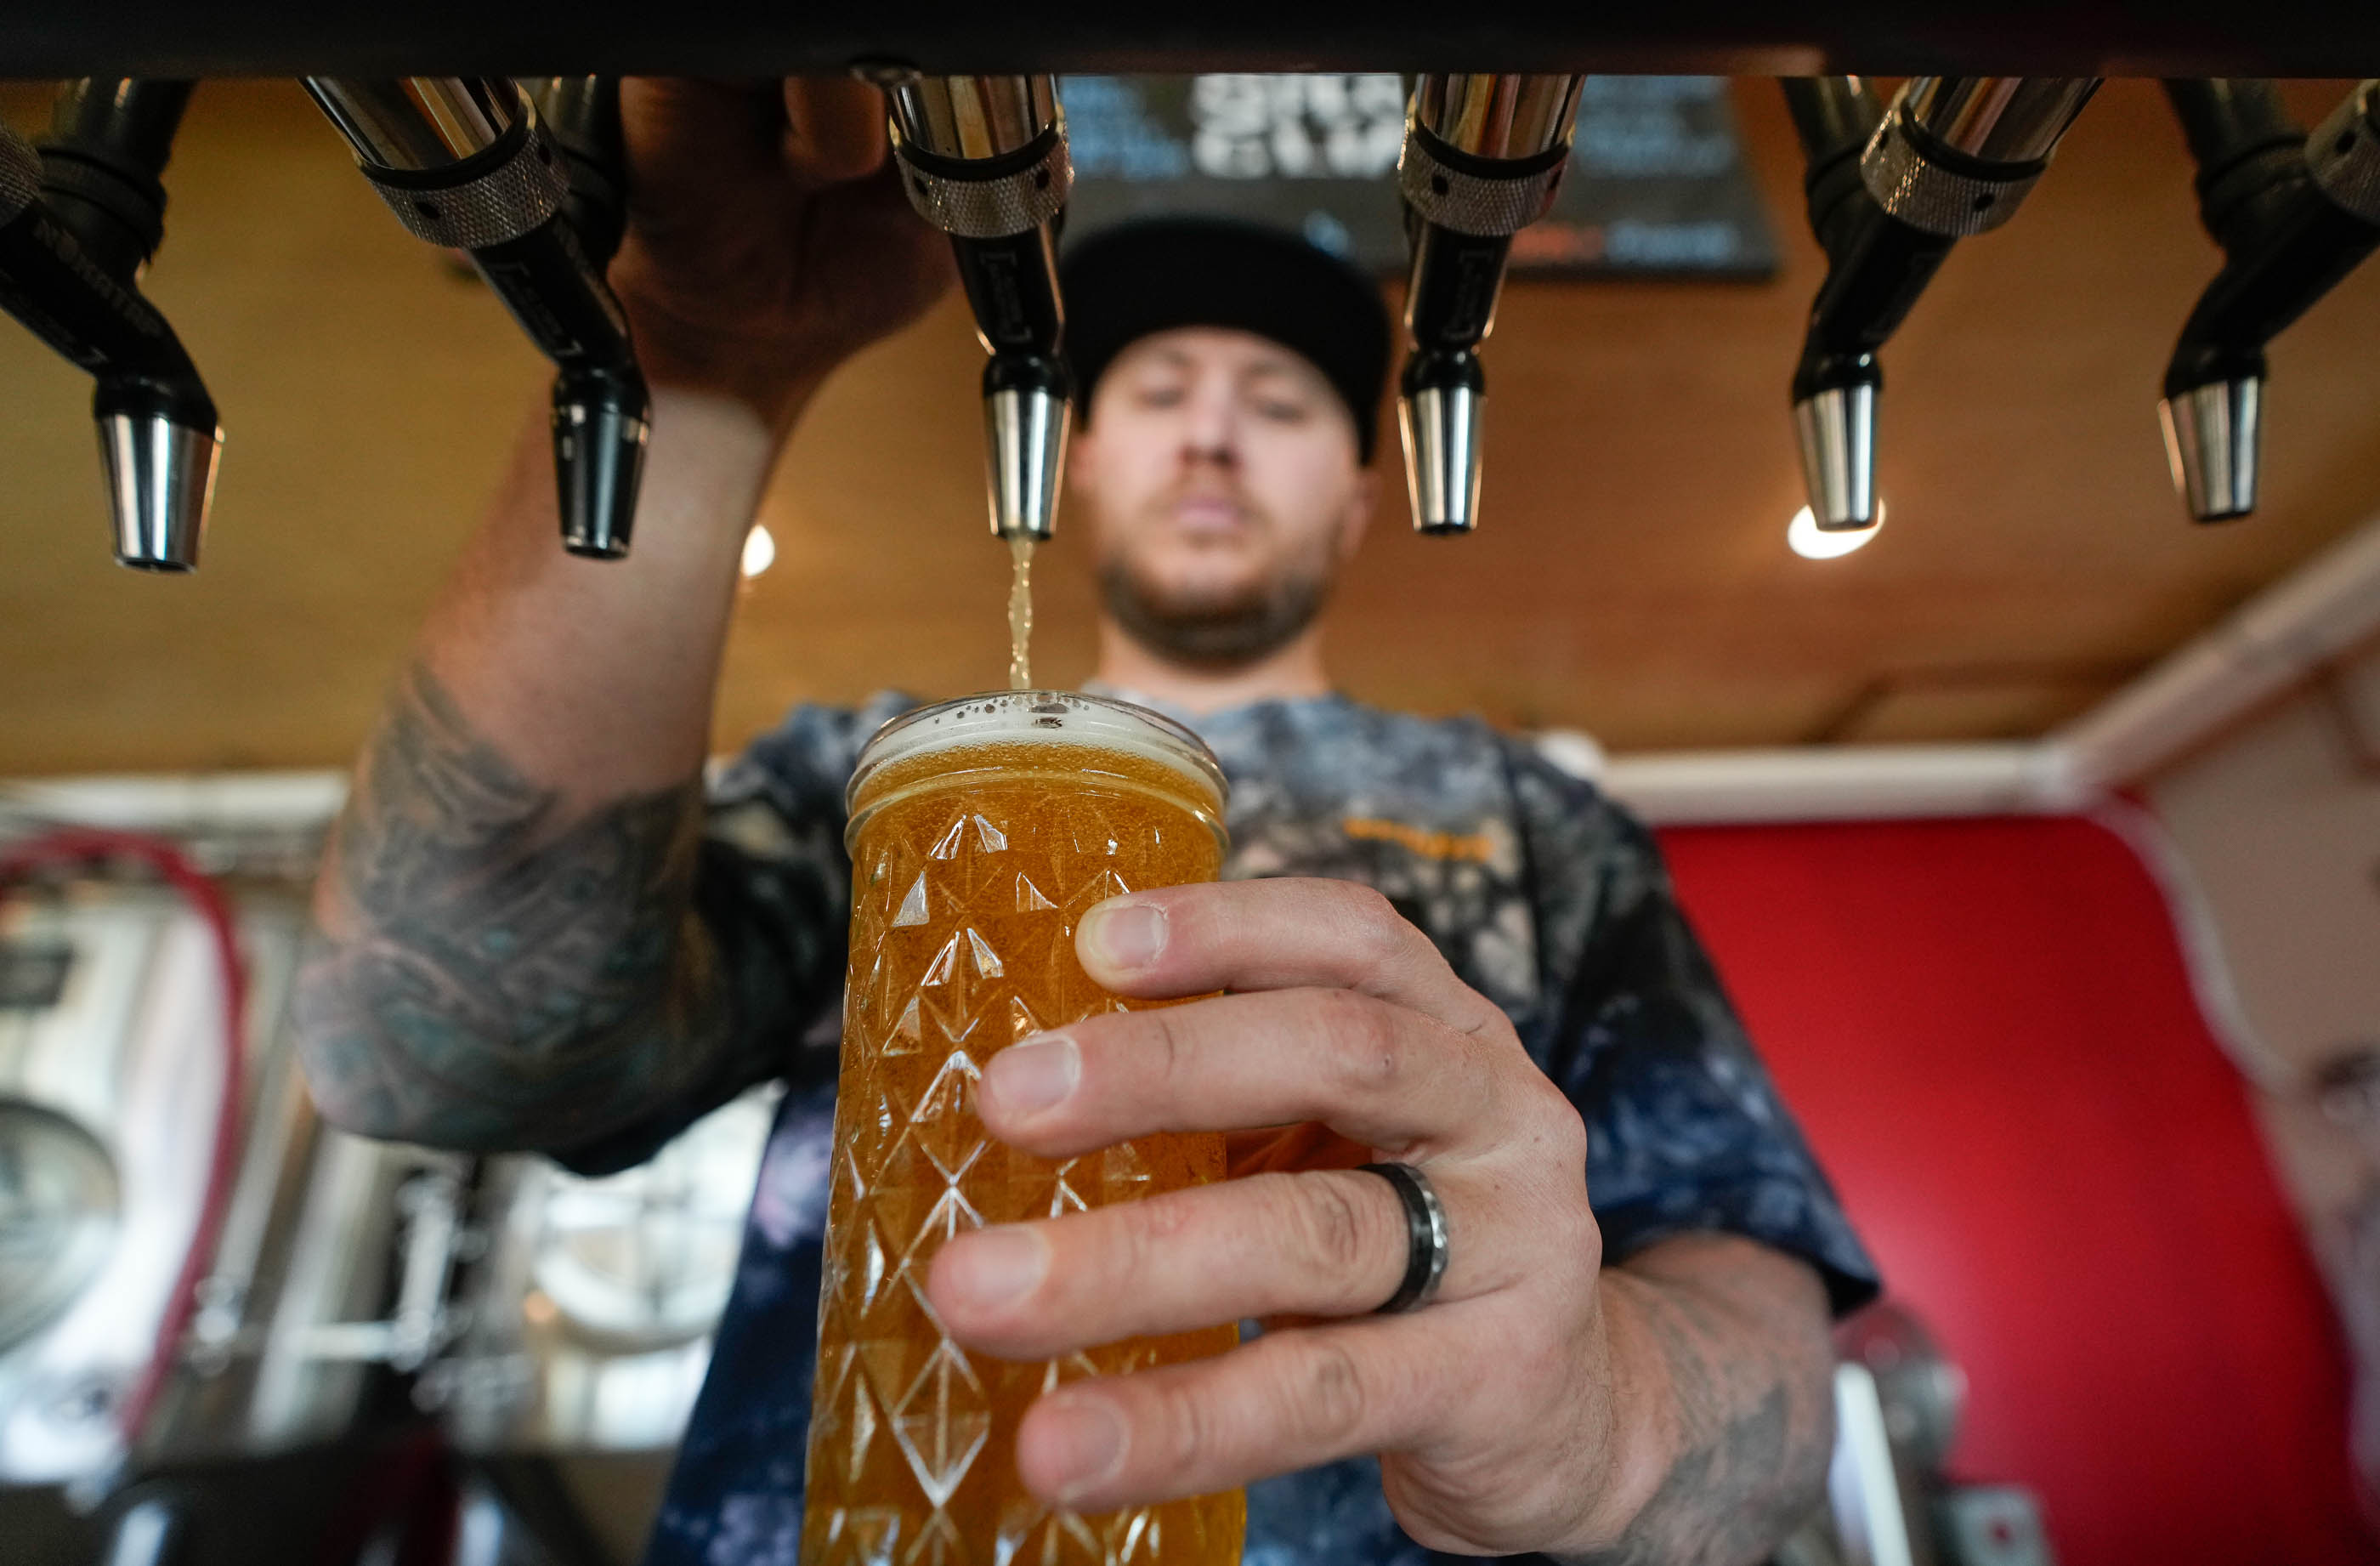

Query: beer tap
<box><xmin>878</xmin><ymin>72</ymin><xmax>1072</xmax><ymax>544</ymax></box>
<box><xmin>303</xmin><ymin>77</ymin><xmax>647</xmax><ymax>558</ymax></box>
<box><xmin>1394</xmin><ymin>73</ymin><xmax>1586</xmax><ymax>534</ymax></box>
<box><xmin>0</xmin><ymin>80</ymin><xmax>220</xmax><ymax>570</ymax></box>
<box><xmin>1785</xmin><ymin>76</ymin><xmax>2100</xmax><ymax>530</ymax></box>
<box><xmin>529</xmin><ymin>78</ymin><xmax>629</xmax><ymax>267</ymax></box>
<box><xmin>2158</xmin><ymin>79</ymin><xmax>2380</xmax><ymax>522</ymax></box>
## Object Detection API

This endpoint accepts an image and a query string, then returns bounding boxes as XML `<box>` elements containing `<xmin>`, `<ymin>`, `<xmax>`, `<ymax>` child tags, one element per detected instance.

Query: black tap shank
<box><xmin>1397</xmin><ymin>184</ymin><xmax>1506</xmax><ymax>472</ymax></box>
<box><xmin>532</xmin><ymin>77</ymin><xmax>628</xmax><ymax>263</ymax></box>
<box><xmin>1391</xmin><ymin>77</ymin><xmax>1584</xmax><ymax>534</ymax></box>
<box><xmin>37</xmin><ymin>79</ymin><xmax>193</xmax><ymax>281</ymax></box>
<box><xmin>1782</xmin><ymin>76</ymin><xmax>2096</xmax><ymax>530</ymax></box>
<box><xmin>955</xmin><ymin>223</ymin><xmax>1072</xmax><ymax>422</ymax></box>
<box><xmin>0</xmin><ymin>82</ymin><xmax>220</xmax><ymax>569</ymax></box>
<box><xmin>902</xmin><ymin>126</ymin><xmax>1074</xmax><ymax>413</ymax></box>
<box><xmin>2162</xmin><ymin>81</ymin><xmax>2380</xmax><ymax>406</ymax></box>
<box><xmin>2156</xmin><ymin>80</ymin><xmax>2380</xmax><ymax>520</ymax></box>
<box><xmin>310</xmin><ymin>77</ymin><xmax>649</xmax><ymax>557</ymax></box>
<box><xmin>0</xmin><ymin>191</ymin><xmax>218</xmax><ymax>439</ymax></box>
<box><xmin>1397</xmin><ymin>165</ymin><xmax>1526</xmax><ymax>474</ymax></box>
<box><xmin>1782</xmin><ymin>78</ymin><xmax>1952</xmax><ymax>414</ymax></box>
<box><xmin>881</xmin><ymin>78</ymin><xmax>1074</xmax><ymax>542</ymax></box>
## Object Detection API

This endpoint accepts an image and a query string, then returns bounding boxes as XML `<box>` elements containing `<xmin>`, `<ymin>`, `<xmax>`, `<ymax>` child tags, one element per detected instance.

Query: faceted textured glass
<box><xmin>804</xmin><ymin>706</ymin><xmax>1244</xmax><ymax>1565</ymax></box>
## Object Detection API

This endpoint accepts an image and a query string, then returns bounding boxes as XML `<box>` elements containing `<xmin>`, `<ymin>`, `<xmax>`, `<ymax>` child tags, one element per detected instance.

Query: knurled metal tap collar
<box><xmin>1397</xmin><ymin>122</ymin><xmax>1571</xmax><ymax>239</ymax></box>
<box><xmin>2308</xmin><ymin>81</ymin><xmax>2380</xmax><ymax>225</ymax></box>
<box><xmin>891</xmin><ymin>120</ymin><xmax>1071</xmax><ymax>241</ymax></box>
<box><xmin>0</xmin><ymin>120</ymin><xmax>42</xmax><ymax>225</ymax></box>
<box><xmin>1860</xmin><ymin>110</ymin><xmax>2044</xmax><ymax>238</ymax></box>
<box><xmin>359</xmin><ymin>116</ymin><xmax>567</xmax><ymax>252</ymax></box>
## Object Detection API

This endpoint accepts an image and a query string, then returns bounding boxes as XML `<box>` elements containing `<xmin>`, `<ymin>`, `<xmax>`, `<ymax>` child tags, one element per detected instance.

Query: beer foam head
<box><xmin>848</xmin><ymin>689</ymin><xmax>1227</xmax><ymax>820</ymax></box>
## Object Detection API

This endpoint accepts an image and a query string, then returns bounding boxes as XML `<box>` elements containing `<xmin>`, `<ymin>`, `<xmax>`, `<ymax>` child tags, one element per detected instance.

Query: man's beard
<box><xmin>1097</xmin><ymin>542</ymin><xmax>1334</xmax><ymax>671</ymax></box>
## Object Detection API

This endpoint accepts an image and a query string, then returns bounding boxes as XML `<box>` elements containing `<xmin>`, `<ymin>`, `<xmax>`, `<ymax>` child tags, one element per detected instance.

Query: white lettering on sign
<box><xmin>1188</xmin><ymin>75</ymin><xmax>1408</xmax><ymax>182</ymax></box>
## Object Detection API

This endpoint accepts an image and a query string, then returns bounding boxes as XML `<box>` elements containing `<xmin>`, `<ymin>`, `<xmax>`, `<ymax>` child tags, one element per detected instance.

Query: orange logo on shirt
<box><xmin>1342</xmin><ymin>816</ymin><xmax>1498</xmax><ymax>864</ymax></box>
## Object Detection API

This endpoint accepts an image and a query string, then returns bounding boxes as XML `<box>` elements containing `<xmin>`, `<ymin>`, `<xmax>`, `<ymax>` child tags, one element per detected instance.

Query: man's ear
<box><xmin>1335</xmin><ymin>465</ymin><xmax>1378</xmax><ymax>564</ymax></box>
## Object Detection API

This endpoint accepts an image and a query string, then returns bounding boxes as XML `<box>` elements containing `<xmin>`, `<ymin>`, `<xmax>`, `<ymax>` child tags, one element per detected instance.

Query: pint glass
<box><xmin>803</xmin><ymin>691</ymin><xmax>1246</xmax><ymax>1563</ymax></box>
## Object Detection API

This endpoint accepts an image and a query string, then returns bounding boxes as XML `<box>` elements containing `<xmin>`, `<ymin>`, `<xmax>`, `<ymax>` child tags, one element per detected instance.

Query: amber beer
<box><xmin>804</xmin><ymin>692</ymin><xmax>1245</xmax><ymax>1563</ymax></box>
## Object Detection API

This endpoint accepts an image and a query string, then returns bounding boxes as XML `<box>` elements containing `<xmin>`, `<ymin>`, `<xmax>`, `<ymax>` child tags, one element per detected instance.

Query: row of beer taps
<box><xmin>3</xmin><ymin>71</ymin><xmax>2378</xmax><ymax>574</ymax></box>
<box><xmin>1781</xmin><ymin>75</ymin><xmax>2380</xmax><ymax>530</ymax></box>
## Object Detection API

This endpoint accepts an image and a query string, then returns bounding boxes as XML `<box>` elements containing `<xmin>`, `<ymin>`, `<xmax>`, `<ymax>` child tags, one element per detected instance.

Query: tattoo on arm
<box><xmin>1565</xmin><ymin>1244</ymin><xmax>1835</xmax><ymax>1566</ymax></box>
<box><xmin>293</xmin><ymin>661</ymin><xmax>732</xmax><ymax>1151</ymax></box>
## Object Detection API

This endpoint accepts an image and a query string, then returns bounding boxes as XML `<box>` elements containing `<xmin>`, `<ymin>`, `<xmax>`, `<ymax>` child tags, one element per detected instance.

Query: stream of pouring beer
<box><xmin>1007</xmin><ymin>535</ymin><xmax>1035</xmax><ymax>691</ymax></box>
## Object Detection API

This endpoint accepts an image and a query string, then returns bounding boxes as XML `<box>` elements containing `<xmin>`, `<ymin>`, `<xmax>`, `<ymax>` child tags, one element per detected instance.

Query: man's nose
<box><xmin>1179</xmin><ymin>382</ymin><xmax>1238</xmax><ymax>468</ymax></box>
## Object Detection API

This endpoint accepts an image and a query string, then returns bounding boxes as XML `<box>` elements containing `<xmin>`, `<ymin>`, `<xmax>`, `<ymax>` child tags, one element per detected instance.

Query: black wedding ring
<box><xmin>1358</xmin><ymin>1161</ymin><xmax>1451</xmax><ymax>1314</ymax></box>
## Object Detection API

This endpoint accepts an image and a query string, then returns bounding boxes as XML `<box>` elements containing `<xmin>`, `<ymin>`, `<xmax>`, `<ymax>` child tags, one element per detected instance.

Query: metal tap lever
<box><xmin>1785</xmin><ymin>76</ymin><xmax>2099</xmax><ymax>531</ymax></box>
<box><xmin>305</xmin><ymin>77</ymin><xmax>648</xmax><ymax>559</ymax></box>
<box><xmin>0</xmin><ymin>82</ymin><xmax>221</xmax><ymax>570</ymax></box>
<box><xmin>2158</xmin><ymin>79</ymin><xmax>2380</xmax><ymax>522</ymax></box>
<box><xmin>1395</xmin><ymin>73</ymin><xmax>1585</xmax><ymax>535</ymax></box>
<box><xmin>882</xmin><ymin>72</ymin><xmax>1072</xmax><ymax>543</ymax></box>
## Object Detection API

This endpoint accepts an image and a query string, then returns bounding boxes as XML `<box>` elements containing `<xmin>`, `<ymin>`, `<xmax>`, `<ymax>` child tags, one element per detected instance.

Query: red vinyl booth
<box><xmin>1657</xmin><ymin>814</ymin><xmax>2372</xmax><ymax>1566</ymax></box>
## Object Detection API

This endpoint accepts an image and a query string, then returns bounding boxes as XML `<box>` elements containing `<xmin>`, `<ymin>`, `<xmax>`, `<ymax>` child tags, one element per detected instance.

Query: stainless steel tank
<box><xmin>0</xmin><ymin>871</ymin><xmax>422</xmax><ymax>1479</ymax></box>
<box><xmin>2</xmin><ymin>841</ymin><xmax>773</xmax><ymax>1526</ymax></box>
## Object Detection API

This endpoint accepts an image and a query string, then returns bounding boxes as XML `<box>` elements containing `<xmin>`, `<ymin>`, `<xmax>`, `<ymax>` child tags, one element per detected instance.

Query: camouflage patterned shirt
<box><xmin>581</xmin><ymin>689</ymin><xmax>1878</xmax><ymax>1566</ymax></box>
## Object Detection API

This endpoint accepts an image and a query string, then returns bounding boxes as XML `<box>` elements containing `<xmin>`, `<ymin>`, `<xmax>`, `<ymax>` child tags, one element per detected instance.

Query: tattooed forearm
<box><xmin>1560</xmin><ymin>1239</ymin><xmax>1835</xmax><ymax>1566</ymax></box>
<box><xmin>294</xmin><ymin>661</ymin><xmax>732</xmax><ymax>1152</ymax></box>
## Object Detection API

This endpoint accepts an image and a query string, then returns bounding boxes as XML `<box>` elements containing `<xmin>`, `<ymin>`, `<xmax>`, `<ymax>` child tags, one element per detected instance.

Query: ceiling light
<box><xmin>740</xmin><ymin>523</ymin><xmax>777</xmax><ymax>579</ymax></box>
<box><xmin>1788</xmin><ymin>502</ymin><xmax>1882</xmax><ymax>560</ymax></box>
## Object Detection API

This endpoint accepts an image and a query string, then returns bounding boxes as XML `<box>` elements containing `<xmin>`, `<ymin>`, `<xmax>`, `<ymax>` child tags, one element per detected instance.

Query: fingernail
<box><xmin>1037</xmin><ymin>1394</ymin><xmax>1129</xmax><ymax>1501</ymax></box>
<box><xmin>1081</xmin><ymin>901</ymin><xmax>1166</xmax><ymax>970</ymax></box>
<box><xmin>986</xmin><ymin>1035</ymin><xmax>1080</xmax><ymax>1117</ymax></box>
<box><xmin>944</xmin><ymin>1224</ymin><xmax>1048</xmax><ymax>1310</ymax></box>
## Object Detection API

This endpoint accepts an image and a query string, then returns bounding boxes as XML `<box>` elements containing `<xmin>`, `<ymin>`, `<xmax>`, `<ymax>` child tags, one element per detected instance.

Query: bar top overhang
<box><xmin>1</xmin><ymin>2</ymin><xmax>2376</xmax><ymax>79</ymax></box>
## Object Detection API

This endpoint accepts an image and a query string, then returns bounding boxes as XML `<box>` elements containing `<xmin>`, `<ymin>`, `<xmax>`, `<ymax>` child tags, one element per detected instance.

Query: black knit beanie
<box><xmin>1062</xmin><ymin>216</ymin><xmax>1393</xmax><ymax>462</ymax></box>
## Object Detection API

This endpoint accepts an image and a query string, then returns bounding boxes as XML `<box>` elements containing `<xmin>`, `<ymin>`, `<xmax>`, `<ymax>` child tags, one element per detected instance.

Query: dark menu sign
<box><xmin>1061</xmin><ymin>75</ymin><xmax>1779</xmax><ymax>281</ymax></box>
